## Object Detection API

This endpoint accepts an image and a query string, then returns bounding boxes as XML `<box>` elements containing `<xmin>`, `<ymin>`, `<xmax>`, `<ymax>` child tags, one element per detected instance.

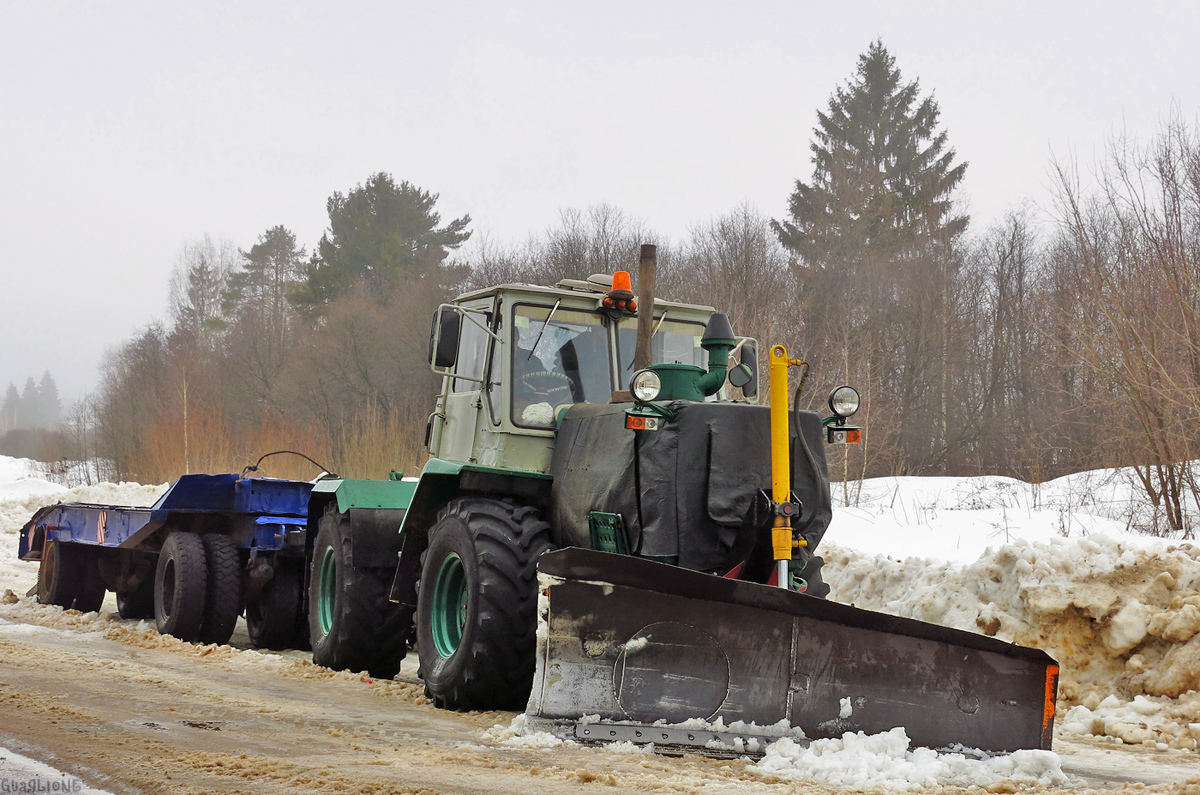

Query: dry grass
<box><xmin>120</xmin><ymin>395</ymin><xmax>430</xmax><ymax>484</ymax></box>
<box><xmin>330</xmin><ymin>400</ymin><xmax>429</xmax><ymax>480</ymax></box>
<box><xmin>129</xmin><ymin>405</ymin><xmax>336</xmax><ymax>483</ymax></box>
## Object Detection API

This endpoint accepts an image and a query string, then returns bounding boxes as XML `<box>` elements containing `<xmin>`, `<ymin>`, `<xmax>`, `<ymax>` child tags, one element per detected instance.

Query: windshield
<box><xmin>616</xmin><ymin>316</ymin><xmax>707</xmax><ymax>381</ymax></box>
<box><xmin>512</xmin><ymin>304</ymin><xmax>612</xmax><ymax>428</ymax></box>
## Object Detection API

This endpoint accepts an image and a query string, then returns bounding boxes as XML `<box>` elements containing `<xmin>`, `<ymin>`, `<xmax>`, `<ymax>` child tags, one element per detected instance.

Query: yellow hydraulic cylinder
<box><xmin>768</xmin><ymin>345</ymin><xmax>805</xmax><ymax>589</ymax></box>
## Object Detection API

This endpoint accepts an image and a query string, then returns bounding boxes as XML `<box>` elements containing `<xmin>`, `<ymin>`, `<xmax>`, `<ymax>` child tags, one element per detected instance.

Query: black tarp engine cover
<box><xmin>548</xmin><ymin>401</ymin><xmax>830</xmax><ymax>576</ymax></box>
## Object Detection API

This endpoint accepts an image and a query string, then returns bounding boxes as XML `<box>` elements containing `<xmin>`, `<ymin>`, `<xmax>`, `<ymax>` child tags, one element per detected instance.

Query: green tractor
<box><xmin>304</xmin><ymin>245</ymin><xmax>1058</xmax><ymax>754</ymax></box>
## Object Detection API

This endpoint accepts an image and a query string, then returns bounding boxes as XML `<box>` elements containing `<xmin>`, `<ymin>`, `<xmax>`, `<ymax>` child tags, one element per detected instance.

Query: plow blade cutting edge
<box><xmin>525</xmin><ymin>548</ymin><xmax>1058</xmax><ymax>755</ymax></box>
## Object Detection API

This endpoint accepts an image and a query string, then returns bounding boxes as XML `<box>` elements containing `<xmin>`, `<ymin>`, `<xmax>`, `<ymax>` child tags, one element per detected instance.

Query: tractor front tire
<box><xmin>246</xmin><ymin>561</ymin><xmax>302</xmax><ymax>650</ymax></box>
<box><xmin>417</xmin><ymin>497</ymin><xmax>553</xmax><ymax>711</ymax></box>
<box><xmin>154</xmin><ymin>531</ymin><xmax>208</xmax><ymax>641</ymax></box>
<box><xmin>198</xmin><ymin>534</ymin><xmax>243</xmax><ymax>645</ymax></box>
<box><xmin>309</xmin><ymin>507</ymin><xmax>408</xmax><ymax>679</ymax></box>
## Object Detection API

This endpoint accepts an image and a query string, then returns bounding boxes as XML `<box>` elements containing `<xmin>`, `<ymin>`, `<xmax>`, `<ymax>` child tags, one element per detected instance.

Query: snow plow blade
<box><xmin>526</xmin><ymin>548</ymin><xmax>1058</xmax><ymax>754</ymax></box>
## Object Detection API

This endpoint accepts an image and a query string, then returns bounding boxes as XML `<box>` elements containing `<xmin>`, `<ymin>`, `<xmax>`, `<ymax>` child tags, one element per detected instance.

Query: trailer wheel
<box><xmin>198</xmin><ymin>534</ymin><xmax>243</xmax><ymax>645</ymax></box>
<box><xmin>309</xmin><ymin>507</ymin><xmax>408</xmax><ymax>679</ymax></box>
<box><xmin>417</xmin><ymin>497</ymin><xmax>553</xmax><ymax>711</ymax></box>
<box><xmin>116</xmin><ymin>579</ymin><xmax>155</xmax><ymax>620</ymax></box>
<box><xmin>246</xmin><ymin>561</ymin><xmax>302</xmax><ymax>650</ymax></box>
<box><xmin>72</xmin><ymin>552</ymin><xmax>107</xmax><ymax>614</ymax></box>
<box><xmin>37</xmin><ymin>540</ymin><xmax>79</xmax><ymax>608</ymax></box>
<box><xmin>155</xmin><ymin>532</ymin><xmax>208</xmax><ymax>641</ymax></box>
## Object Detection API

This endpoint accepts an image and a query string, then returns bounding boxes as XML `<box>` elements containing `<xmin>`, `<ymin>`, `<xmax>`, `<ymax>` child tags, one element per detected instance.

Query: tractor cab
<box><xmin>425</xmin><ymin>274</ymin><xmax>758</xmax><ymax>473</ymax></box>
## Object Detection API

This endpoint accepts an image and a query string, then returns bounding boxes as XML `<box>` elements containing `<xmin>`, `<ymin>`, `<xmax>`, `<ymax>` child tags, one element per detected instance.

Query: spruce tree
<box><xmin>773</xmin><ymin>40</ymin><xmax>967</xmax><ymax>276</ymax></box>
<box><xmin>38</xmin><ymin>371</ymin><xmax>61</xmax><ymax>428</ymax></box>
<box><xmin>0</xmin><ymin>383</ymin><xmax>18</xmax><ymax>433</ymax></box>
<box><xmin>773</xmin><ymin>40</ymin><xmax>970</xmax><ymax>473</ymax></box>
<box><xmin>19</xmin><ymin>377</ymin><xmax>39</xmax><ymax>428</ymax></box>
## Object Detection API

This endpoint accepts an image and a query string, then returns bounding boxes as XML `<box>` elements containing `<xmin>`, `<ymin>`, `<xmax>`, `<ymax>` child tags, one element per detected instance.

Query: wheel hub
<box><xmin>317</xmin><ymin>546</ymin><xmax>336</xmax><ymax>636</ymax></box>
<box><xmin>431</xmin><ymin>553</ymin><xmax>467</xmax><ymax>659</ymax></box>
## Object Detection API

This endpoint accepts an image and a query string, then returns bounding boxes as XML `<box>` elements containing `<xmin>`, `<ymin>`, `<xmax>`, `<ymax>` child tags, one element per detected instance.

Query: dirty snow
<box><xmin>754</xmin><ymin>728</ymin><xmax>1068</xmax><ymax>791</ymax></box>
<box><xmin>482</xmin><ymin>713</ymin><xmax>574</xmax><ymax>748</ymax></box>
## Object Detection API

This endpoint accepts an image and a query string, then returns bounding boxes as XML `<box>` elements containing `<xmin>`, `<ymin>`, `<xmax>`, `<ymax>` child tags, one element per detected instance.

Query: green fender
<box><xmin>387</xmin><ymin>458</ymin><xmax>554</xmax><ymax>608</ymax></box>
<box><xmin>307</xmin><ymin>474</ymin><xmax>419</xmax><ymax>568</ymax></box>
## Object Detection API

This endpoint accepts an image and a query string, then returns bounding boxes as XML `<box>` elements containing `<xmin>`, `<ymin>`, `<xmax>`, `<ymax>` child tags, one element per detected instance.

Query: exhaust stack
<box><xmin>633</xmin><ymin>244</ymin><xmax>656</xmax><ymax>372</ymax></box>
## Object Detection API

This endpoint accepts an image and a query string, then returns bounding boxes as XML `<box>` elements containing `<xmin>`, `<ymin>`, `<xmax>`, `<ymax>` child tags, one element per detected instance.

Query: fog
<box><xmin>2</xmin><ymin>0</ymin><xmax>1197</xmax><ymax>401</ymax></box>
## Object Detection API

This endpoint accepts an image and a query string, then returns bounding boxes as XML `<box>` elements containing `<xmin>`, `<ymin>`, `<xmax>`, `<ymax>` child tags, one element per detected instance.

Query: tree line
<box><xmin>68</xmin><ymin>41</ymin><xmax>1199</xmax><ymax>534</ymax></box>
<box><xmin>1</xmin><ymin>372</ymin><xmax>61</xmax><ymax>433</ymax></box>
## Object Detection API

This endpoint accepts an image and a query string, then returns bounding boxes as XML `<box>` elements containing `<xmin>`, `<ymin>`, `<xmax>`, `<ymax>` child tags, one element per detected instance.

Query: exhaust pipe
<box><xmin>633</xmin><ymin>244</ymin><xmax>656</xmax><ymax>372</ymax></box>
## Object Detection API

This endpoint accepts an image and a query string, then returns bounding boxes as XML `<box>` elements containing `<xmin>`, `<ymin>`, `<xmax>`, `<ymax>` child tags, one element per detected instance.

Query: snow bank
<box><xmin>0</xmin><ymin>454</ymin><xmax>166</xmax><ymax>538</ymax></box>
<box><xmin>827</xmin><ymin>471</ymin><xmax>1200</xmax><ymax>752</ymax></box>
<box><xmin>830</xmin><ymin>468</ymin><xmax>1185</xmax><ymax>566</ymax></box>
<box><xmin>0</xmin><ymin>454</ymin><xmax>168</xmax><ymax>596</ymax></box>
<box><xmin>753</xmin><ymin>728</ymin><xmax>1067</xmax><ymax>791</ymax></box>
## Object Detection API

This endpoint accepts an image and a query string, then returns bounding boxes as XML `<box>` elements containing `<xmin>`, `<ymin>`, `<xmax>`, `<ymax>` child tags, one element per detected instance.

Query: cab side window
<box><xmin>453</xmin><ymin>311</ymin><xmax>490</xmax><ymax>393</ymax></box>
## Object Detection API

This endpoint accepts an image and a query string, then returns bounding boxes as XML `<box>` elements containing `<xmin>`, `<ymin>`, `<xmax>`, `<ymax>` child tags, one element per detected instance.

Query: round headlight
<box><xmin>631</xmin><ymin>369</ymin><xmax>662</xmax><ymax>402</ymax></box>
<box><xmin>828</xmin><ymin>385</ymin><xmax>860</xmax><ymax>418</ymax></box>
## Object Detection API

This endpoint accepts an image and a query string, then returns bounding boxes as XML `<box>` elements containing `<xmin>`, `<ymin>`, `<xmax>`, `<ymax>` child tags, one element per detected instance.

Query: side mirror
<box><xmin>428</xmin><ymin>308</ymin><xmax>461</xmax><ymax>369</ymax></box>
<box><xmin>727</xmin><ymin>363</ymin><xmax>754</xmax><ymax>389</ymax></box>
<box><xmin>739</xmin><ymin>343</ymin><xmax>758</xmax><ymax>398</ymax></box>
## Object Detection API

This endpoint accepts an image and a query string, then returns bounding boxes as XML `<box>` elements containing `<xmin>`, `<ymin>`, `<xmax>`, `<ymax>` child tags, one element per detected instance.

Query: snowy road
<box><xmin>0</xmin><ymin>605</ymin><xmax>807</xmax><ymax>795</ymax></box>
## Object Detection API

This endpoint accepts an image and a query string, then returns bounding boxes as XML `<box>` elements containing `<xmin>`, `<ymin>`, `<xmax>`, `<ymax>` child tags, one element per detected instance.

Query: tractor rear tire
<box><xmin>37</xmin><ymin>540</ymin><xmax>79</xmax><ymax>609</ymax></box>
<box><xmin>198</xmin><ymin>534</ymin><xmax>243</xmax><ymax>645</ymax></box>
<box><xmin>246</xmin><ymin>561</ymin><xmax>302</xmax><ymax>650</ymax></box>
<box><xmin>154</xmin><ymin>531</ymin><xmax>208</xmax><ymax>642</ymax></box>
<box><xmin>309</xmin><ymin>507</ymin><xmax>408</xmax><ymax>679</ymax></box>
<box><xmin>116</xmin><ymin>578</ymin><xmax>156</xmax><ymax>620</ymax></box>
<box><xmin>416</xmin><ymin>497</ymin><xmax>553</xmax><ymax>711</ymax></box>
<box><xmin>72</xmin><ymin>552</ymin><xmax>107</xmax><ymax>614</ymax></box>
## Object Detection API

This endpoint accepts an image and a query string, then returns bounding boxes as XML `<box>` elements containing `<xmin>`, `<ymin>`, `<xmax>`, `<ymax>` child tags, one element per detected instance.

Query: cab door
<box><xmin>435</xmin><ymin>300</ymin><xmax>495</xmax><ymax>464</ymax></box>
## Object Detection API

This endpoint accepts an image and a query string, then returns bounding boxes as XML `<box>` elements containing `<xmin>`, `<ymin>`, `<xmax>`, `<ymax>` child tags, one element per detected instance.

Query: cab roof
<box><xmin>453</xmin><ymin>275</ymin><xmax>716</xmax><ymax>315</ymax></box>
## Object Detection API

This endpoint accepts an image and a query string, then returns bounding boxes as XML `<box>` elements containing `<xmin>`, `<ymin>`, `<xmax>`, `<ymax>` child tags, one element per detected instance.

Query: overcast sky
<box><xmin>2</xmin><ymin>1</ymin><xmax>1198</xmax><ymax>401</ymax></box>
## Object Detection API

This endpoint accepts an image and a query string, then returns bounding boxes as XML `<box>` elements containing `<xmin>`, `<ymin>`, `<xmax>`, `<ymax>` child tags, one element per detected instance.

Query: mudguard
<box><xmin>525</xmin><ymin>548</ymin><xmax>1058</xmax><ymax>754</ymax></box>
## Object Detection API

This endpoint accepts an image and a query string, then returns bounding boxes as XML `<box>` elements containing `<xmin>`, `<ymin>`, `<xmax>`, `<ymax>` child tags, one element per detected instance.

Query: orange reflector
<box><xmin>846</xmin><ymin>429</ymin><xmax>861</xmax><ymax>443</ymax></box>
<box><xmin>625</xmin><ymin>414</ymin><xmax>659</xmax><ymax>431</ymax></box>
<box><xmin>611</xmin><ymin>270</ymin><xmax>632</xmax><ymax>293</ymax></box>
<box><xmin>1042</xmin><ymin>664</ymin><xmax>1059</xmax><ymax>746</ymax></box>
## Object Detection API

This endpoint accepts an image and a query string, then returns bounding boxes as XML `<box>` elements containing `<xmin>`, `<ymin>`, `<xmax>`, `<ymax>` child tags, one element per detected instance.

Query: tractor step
<box><xmin>525</xmin><ymin>548</ymin><xmax>1058</xmax><ymax>754</ymax></box>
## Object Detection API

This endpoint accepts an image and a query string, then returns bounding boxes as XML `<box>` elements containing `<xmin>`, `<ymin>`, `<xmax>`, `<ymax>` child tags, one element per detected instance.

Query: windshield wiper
<box><xmin>625</xmin><ymin>309</ymin><xmax>669</xmax><ymax>371</ymax></box>
<box><xmin>527</xmin><ymin>299</ymin><xmax>562</xmax><ymax>360</ymax></box>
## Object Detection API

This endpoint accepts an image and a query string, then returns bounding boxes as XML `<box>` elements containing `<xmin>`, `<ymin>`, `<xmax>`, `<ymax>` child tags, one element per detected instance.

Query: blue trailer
<box><xmin>19</xmin><ymin>473</ymin><xmax>315</xmax><ymax>648</ymax></box>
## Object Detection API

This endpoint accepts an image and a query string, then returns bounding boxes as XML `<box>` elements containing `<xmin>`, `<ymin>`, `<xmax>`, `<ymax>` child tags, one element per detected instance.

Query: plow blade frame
<box><xmin>527</xmin><ymin>549</ymin><xmax>1057</xmax><ymax>753</ymax></box>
